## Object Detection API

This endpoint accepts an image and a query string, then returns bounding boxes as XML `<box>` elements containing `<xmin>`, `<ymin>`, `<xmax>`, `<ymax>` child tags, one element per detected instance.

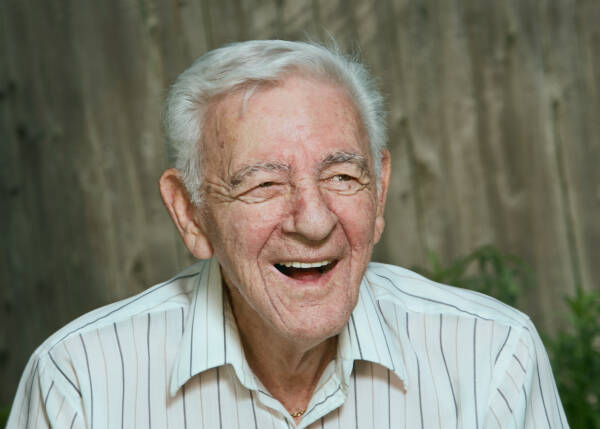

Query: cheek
<box><xmin>215</xmin><ymin>202</ymin><xmax>285</xmax><ymax>257</ymax></box>
<box><xmin>330</xmin><ymin>195</ymin><xmax>378</xmax><ymax>246</ymax></box>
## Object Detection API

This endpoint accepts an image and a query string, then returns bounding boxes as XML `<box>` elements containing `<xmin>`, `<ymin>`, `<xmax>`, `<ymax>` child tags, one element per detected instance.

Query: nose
<box><xmin>282</xmin><ymin>182</ymin><xmax>338</xmax><ymax>242</ymax></box>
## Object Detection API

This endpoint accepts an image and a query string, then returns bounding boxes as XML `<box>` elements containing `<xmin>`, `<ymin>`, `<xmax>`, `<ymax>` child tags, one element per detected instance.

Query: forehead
<box><xmin>201</xmin><ymin>75</ymin><xmax>369</xmax><ymax>175</ymax></box>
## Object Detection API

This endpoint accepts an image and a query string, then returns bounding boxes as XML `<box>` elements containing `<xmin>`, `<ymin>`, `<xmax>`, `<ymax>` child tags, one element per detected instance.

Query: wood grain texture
<box><xmin>1</xmin><ymin>0</ymin><xmax>598</xmax><ymax>403</ymax></box>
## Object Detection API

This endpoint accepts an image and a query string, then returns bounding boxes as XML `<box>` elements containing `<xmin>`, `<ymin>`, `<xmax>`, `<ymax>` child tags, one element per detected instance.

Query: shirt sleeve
<box><xmin>6</xmin><ymin>352</ymin><xmax>86</xmax><ymax>429</ymax></box>
<box><xmin>484</xmin><ymin>320</ymin><xmax>569</xmax><ymax>429</ymax></box>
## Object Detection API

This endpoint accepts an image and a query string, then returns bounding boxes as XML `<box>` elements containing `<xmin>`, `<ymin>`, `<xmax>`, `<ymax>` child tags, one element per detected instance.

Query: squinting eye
<box><xmin>236</xmin><ymin>180</ymin><xmax>287</xmax><ymax>203</ymax></box>
<box><xmin>322</xmin><ymin>173</ymin><xmax>365</xmax><ymax>194</ymax></box>
<box><xmin>333</xmin><ymin>174</ymin><xmax>352</xmax><ymax>182</ymax></box>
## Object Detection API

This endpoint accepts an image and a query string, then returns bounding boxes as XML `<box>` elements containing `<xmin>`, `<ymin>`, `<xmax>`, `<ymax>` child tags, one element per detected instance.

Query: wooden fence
<box><xmin>1</xmin><ymin>0</ymin><xmax>598</xmax><ymax>403</ymax></box>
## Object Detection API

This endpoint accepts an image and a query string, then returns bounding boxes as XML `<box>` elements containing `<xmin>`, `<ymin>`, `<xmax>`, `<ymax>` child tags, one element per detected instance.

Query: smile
<box><xmin>274</xmin><ymin>260</ymin><xmax>337</xmax><ymax>280</ymax></box>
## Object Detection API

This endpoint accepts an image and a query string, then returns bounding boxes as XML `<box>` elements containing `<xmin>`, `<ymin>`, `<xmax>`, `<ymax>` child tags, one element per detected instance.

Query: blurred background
<box><xmin>1</xmin><ymin>0</ymin><xmax>599</xmax><ymax>426</ymax></box>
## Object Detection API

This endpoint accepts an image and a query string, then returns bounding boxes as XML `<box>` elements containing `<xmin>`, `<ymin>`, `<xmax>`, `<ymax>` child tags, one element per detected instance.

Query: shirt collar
<box><xmin>336</xmin><ymin>275</ymin><xmax>407</xmax><ymax>385</ymax></box>
<box><xmin>170</xmin><ymin>259</ymin><xmax>407</xmax><ymax>396</ymax></box>
<box><xmin>170</xmin><ymin>257</ymin><xmax>243</xmax><ymax>396</ymax></box>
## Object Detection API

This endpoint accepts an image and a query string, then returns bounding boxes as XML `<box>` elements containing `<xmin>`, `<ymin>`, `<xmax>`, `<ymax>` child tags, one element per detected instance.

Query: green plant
<box><xmin>412</xmin><ymin>245</ymin><xmax>533</xmax><ymax>307</ymax></box>
<box><xmin>545</xmin><ymin>287</ymin><xmax>600</xmax><ymax>429</ymax></box>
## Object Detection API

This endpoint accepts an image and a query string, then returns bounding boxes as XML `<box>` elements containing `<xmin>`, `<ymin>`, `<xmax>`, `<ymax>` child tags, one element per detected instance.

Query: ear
<box><xmin>374</xmin><ymin>149</ymin><xmax>391</xmax><ymax>244</ymax></box>
<box><xmin>159</xmin><ymin>168</ymin><xmax>214</xmax><ymax>259</ymax></box>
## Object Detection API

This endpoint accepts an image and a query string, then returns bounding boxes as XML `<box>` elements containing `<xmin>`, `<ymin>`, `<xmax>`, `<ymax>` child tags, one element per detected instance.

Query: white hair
<box><xmin>164</xmin><ymin>39</ymin><xmax>387</xmax><ymax>205</ymax></box>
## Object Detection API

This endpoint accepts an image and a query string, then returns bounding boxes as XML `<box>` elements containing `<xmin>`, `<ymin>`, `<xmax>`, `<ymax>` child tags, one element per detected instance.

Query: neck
<box><xmin>225</xmin><ymin>285</ymin><xmax>338</xmax><ymax>423</ymax></box>
<box><xmin>242</xmin><ymin>333</ymin><xmax>337</xmax><ymax>417</ymax></box>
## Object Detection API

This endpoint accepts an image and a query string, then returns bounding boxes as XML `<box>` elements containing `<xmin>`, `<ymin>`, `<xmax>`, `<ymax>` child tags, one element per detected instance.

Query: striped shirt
<box><xmin>7</xmin><ymin>257</ymin><xmax>568</xmax><ymax>428</ymax></box>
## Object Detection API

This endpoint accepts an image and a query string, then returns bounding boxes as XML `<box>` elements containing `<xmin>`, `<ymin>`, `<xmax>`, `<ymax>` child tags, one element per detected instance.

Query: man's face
<box><xmin>198</xmin><ymin>75</ymin><xmax>389</xmax><ymax>346</ymax></box>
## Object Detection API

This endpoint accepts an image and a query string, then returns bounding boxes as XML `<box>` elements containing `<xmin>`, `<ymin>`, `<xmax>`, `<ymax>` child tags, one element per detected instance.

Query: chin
<box><xmin>276</xmin><ymin>303</ymin><xmax>354</xmax><ymax>347</ymax></box>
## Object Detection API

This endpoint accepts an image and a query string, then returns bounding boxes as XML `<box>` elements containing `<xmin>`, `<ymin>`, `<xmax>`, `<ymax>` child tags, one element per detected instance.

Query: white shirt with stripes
<box><xmin>8</xmin><ymin>257</ymin><xmax>568</xmax><ymax>428</ymax></box>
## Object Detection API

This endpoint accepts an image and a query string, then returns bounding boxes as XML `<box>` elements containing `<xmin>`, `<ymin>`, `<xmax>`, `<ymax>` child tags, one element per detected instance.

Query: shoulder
<box><xmin>7</xmin><ymin>261</ymin><xmax>210</xmax><ymax>427</ymax></box>
<box><xmin>364</xmin><ymin>262</ymin><xmax>531</xmax><ymax>329</ymax></box>
<box><xmin>20</xmin><ymin>261</ymin><xmax>207</xmax><ymax>406</ymax></box>
<box><xmin>363</xmin><ymin>262</ymin><xmax>542</xmax><ymax>387</ymax></box>
<box><xmin>32</xmin><ymin>260</ymin><xmax>206</xmax><ymax>362</ymax></box>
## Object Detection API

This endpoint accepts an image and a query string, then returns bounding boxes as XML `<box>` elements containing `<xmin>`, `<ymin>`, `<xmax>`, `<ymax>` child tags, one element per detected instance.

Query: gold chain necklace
<box><xmin>290</xmin><ymin>408</ymin><xmax>306</xmax><ymax>418</ymax></box>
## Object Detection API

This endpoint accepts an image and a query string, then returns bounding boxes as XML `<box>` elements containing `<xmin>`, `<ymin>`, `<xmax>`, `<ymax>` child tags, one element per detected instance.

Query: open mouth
<box><xmin>274</xmin><ymin>260</ymin><xmax>337</xmax><ymax>281</ymax></box>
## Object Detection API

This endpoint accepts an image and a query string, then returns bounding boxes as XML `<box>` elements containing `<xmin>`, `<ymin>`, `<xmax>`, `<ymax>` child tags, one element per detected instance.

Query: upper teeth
<box><xmin>280</xmin><ymin>260</ymin><xmax>331</xmax><ymax>268</ymax></box>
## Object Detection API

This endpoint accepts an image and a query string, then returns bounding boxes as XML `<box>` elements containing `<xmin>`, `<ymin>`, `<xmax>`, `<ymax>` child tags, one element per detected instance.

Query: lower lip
<box><xmin>285</xmin><ymin>267</ymin><xmax>325</xmax><ymax>282</ymax></box>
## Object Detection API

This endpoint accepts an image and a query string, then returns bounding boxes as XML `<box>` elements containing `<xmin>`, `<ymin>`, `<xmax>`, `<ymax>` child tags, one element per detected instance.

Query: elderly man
<box><xmin>8</xmin><ymin>40</ymin><xmax>566</xmax><ymax>429</ymax></box>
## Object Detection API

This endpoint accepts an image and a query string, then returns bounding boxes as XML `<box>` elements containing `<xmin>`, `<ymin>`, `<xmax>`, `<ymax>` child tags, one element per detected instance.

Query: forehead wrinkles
<box><xmin>237</xmin><ymin>75</ymin><xmax>367</xmax><ymax>140</ymax></box>
<box><xmin>206</xmin><ymin>76</ymin><xmax>366</xmax><ymax>143</ymax></box>
<box><xmin>201</xmin><ymin>76</ymin><xmax>371</xmax><ymax>177</ymax></box>
<box><xmin>265</xmin><ymin>81</ymin><xmax>360</xmax><ymax>133</ymax></box>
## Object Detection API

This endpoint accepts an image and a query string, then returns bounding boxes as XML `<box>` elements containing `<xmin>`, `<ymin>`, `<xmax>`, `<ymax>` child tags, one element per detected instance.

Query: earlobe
<box><xmin>374</xmin><ymin>216</ymin><xmax>386</xmax><ymax>244</ymax></box>
<box><xmin>158</xmin><ymin>168</ymin><xmax>214</xmax><ymax>259</ymax></box>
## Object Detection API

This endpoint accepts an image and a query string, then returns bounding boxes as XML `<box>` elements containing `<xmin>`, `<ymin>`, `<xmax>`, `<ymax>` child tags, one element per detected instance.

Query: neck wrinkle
<box><xmin>225</xmin><ymin>280</ymin><xmax>339</xmax><ymax>416</ymax></box>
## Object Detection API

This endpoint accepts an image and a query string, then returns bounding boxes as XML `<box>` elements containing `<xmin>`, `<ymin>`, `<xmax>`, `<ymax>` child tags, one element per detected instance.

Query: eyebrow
<box><xmin>229</xmin><ymin>162</ymin><xmax>290</xmax><ymax>187</ymax></box>
<box><xmin>228</xmin><ymin>151</ymin><xmax>369</xmax><ymax>187</ymax></box>
<box><xmin>320</xmin><ymin>151</ymin><xmax>369</xmax><ymax>173</ymax></box>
